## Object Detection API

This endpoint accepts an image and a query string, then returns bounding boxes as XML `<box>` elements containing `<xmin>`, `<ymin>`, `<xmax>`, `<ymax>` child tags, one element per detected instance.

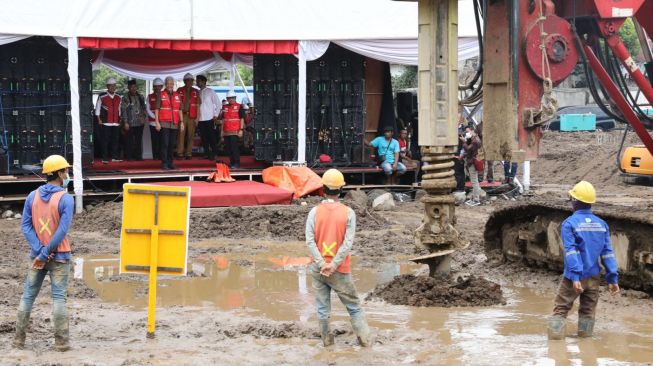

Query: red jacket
<box><xmin>99</xmin><ymin>93</ymin><xmax>121</xmax><ymax>124</ymax></box>
<box><xmin>222</xmin><ymin>102</ymin><xmax>242</xmax><ymax>132</ymax></box>
<box><xmin>158</xmin><ymin>90</ymin><xmax>181</xmax><ymax>124</ymax></box>
<box><xmin>147</xmin><ymin>92</ymin><xmax>158</xmax><ymax>122</ymax></box>
<box><xmin>176</xmin><ymin>86</ymin><xmax>199</xmax><ymax>119</ymax></box>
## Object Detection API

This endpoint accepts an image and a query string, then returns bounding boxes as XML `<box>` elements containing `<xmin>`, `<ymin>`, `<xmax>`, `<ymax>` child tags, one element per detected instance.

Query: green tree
<box><xmin>392</xmin><ymin>66</ymin><xmax>417</xmax><ymax>90</ymax></box>
<box><xmin>619</xmin><ymin>18</ymin><xmax>641</xmax><ymax>58</ymax></box>
<box><xmin>92</xmin><ymin>65</ymin><xmax>145</xmax><ymax>93</ymax></box>
<box><xmin>236</xmin><ymin>64</ymin><xmax>253</xmax><ymax>85</ymax></box>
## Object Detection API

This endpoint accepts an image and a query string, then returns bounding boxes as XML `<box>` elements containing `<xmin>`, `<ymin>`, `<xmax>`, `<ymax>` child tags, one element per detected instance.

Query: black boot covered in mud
<box><xmin>319</xmin><ymin>320</ymin><xmax>334</xmax><ymax>347</ymax></box>
<box><xmin>547</xmin><ymin>315</ymin><xmax>566</xmax><ymax>340</ymax></box>
<box><xmin>13</xmin><ymin>310</ymin><xmax>30</xmax><ymax>349</ymax></box>
<box><xmin>54</xmin><ymin>314</ymin><xmax>70</xmax><ymax>352</ymax></box>
<box><xmin>578</xmin><ymin>317</ymin><xmax>595</xmax><ymax>338</ymax></box>
<box><xmin>351</xmin><ymin>316</ymin><xmax>370</xmax><ymax>347</ymax></box>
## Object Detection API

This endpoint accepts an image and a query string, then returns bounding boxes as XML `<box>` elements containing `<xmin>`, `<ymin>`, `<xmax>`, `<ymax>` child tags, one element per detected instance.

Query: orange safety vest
<box><xmin>158</xmin><ymin>90</ymin><xmax>182</xmax><ymax>124</ymax></box>
<box><xmin>222</xmin><ymin>102</ymin><xmax>242</xmax><ymax>132</ymax></box>
<box><xmin>31</xmin><ymin>190</ymin><xmax>71</xmax><ymax>253</ymax></box>
<box><xmin>314</xmin><ymin>201</ymin><xmax>351</xmax><ymax>273</ymax></box>
<box><xmin>147</xmin><ymin>92</ymin><xmax>158</xmax><ymax>122</ymax></box>
<box><xmin>176</xmin><ymin>86</ymin><xmax>199</xmax><ymax>119</ymax></box>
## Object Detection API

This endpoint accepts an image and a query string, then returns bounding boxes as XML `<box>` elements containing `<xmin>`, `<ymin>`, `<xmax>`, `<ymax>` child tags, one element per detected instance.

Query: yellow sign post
<box><xmin>119</xmin><ymin>183</ymin><xmax>191</xmax><ymax>338</ymax></box>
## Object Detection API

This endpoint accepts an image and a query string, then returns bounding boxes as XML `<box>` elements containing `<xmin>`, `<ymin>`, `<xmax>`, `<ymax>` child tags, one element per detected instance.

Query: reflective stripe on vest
<box><xmin>315</xmin><ymin>202</ymin><xmax>351</xmax><ymax>273</ymax></box>
<box><xmin>31</xmin><ymin>190</ymin><xmax>70</xmax><ymax>253</ymax></box>
<box><xmin>222</xmin><ymin>103</ymin><xmax>242</xmax><ymax>132</ymax></box>
<box><xmin>100</xmin><ymin>94</ymin><xmax>121</xmax><ymax>124</ymax></box>
<box><xmin>158</xmin><ymin>90</ymin><xmax>181</xmax><ymax>124</ymax></box>
<box><xmin>177</xmin><ymin>87</ymin><xmax>199</xmax><ymax>119</ymax></box>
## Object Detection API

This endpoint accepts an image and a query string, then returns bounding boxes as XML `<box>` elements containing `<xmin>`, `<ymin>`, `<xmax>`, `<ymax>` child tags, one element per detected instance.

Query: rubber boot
<box><xmin>578</xmin><ymin>317</ymin><xmax>595</xmax><ymax>338</ymax></box>
<box><xmin>319</xmin><ymin>319</ymin><xmax>334</xmax><ymax>347</ymax></box>
<box><xmin>13</xmin><ymin>310</ymin><xmax>30</xmax><ymax>349</ymax></box>
<box><xmin>53</xmin><ymin>313</ymin><xmax>70</xmax><ymax>352</ymax></box>
<box><xmin>351</xmin><ymin>316</ymin><xmax>370</xmax><ymax>347</ymax></box>
<box><xmin>547</xmin><ymin>315</ymin><xmax>566</xmax><ymax>340</ymax></box>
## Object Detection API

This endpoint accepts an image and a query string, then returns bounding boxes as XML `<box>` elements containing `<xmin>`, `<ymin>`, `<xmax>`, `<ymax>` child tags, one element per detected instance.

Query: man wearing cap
<box><xmin>14</xmin><ymin>155</ymin><xmax>74</xmax><ymax>351</ymax></box>
<box><xmin>305</xmin><ymin>169</ymin><xmax>370</xmax><ymax>347</ymax></box>
<box><xmin>121</xmin><ymin>80</ymin><xmax>147</xmax><ymax>161</ymax></box>
<box><xmin>366</xmin><ymin>126</ymin><xmax>406</xmax><ymax>184</ymax></box>
<box><xmin>196</xmin><ymin>75</ymin><xmax>221</xmax><ymax>160</ymax></box>
<box><xmin>547</xmin><ymin>180</ymin><xmax>620</xmax><ymax>340</ymax></box>
<box><xmin>146</xmin><ymin>78</ymin><xmax>164</xmax><ymax>159</ymax></box>
<box><xmin>155</xmin><ymin>76</ymin><xmax>184</xmax><ymax>170</ymax></box>
<box><xmin>176</xmin><ymin>73</ymin><xmax>200</xmax><ymax>160</ymax></box>
<box><xmin>95</xmin><ymin>77</ymin><xmax>122</xmax><ymax>164</ymax></box>
<box><xmin>219</xmin><ymin>91</ymin><xmax>246</xmax><ymax>169</ymax></box>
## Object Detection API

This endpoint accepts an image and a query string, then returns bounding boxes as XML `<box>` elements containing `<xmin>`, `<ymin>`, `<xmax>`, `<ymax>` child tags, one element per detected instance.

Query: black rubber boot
<box><xmin>53</xmin><ymin>313</ymin><xmax>70</xmax><ymax>352</ymax></box>
<box><xmin>578</xmin><ymin>316</ymin><xmax>595</xmax><ymax>338</ymax></box>
<box><xmin>319</xmin><ymin>319</ymin><xmax>334</xmax><ymax>347</ymax></box>
<box><xmin>547</xmin><ymin>315</ymin><xmax>566</xmax><ymax>340</ymax></box>
<box><xmin>13</xmin><ymin>310</ymin><xmax>30</xmax><ymax>349</ymax></box>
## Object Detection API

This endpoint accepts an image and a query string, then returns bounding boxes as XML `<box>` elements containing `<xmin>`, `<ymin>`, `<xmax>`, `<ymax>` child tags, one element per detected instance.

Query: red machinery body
<box><xmin>483</xmin><ymin>0</ymin><xmax>653</xmax><ymax>161</ymax></box>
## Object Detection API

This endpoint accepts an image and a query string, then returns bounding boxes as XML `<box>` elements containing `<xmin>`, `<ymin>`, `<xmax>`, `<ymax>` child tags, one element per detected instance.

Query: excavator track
<box><xmin>484</xmin><ymin>201</ymin><xmax>653</xmax><ymax>293</ymax></box>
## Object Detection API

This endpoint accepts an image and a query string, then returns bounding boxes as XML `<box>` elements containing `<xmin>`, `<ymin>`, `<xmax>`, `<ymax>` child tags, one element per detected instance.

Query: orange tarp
<box><xmin>206</xmin><ymin>163</ymin><xmax>236</xmax><ymax>183</ymax></box>
<box><xmin>262</xmin><ymin>167</ymin><xmax>323</xmax><ymax>199</ymax></box>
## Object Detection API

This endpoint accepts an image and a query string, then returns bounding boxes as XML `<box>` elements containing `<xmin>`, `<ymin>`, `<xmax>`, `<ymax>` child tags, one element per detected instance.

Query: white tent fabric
<box><xmin>66</xmin><ymin>37</ymin><xmax>83</xmax><ymax>213</ymax></box>
<box><xmin>0</xmin><ymin>34</ymin><xmax>30</xmax><ymax>46</ymax></box>
<box><xmin>92</xmin><ymin>51</ymin><xmax>233</xmax><ymax>80</ymax></box>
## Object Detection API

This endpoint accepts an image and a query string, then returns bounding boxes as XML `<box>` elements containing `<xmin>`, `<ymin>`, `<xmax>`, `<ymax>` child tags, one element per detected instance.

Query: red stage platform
<box><xmin>91</xmin><ymin>156</ymin><xmax>265</xmax><ymax>173</ymax></box>
<box><xmin>150</xmin><ymin>180</ymin><xmax>293</xmax><ymax>207</ymax></box>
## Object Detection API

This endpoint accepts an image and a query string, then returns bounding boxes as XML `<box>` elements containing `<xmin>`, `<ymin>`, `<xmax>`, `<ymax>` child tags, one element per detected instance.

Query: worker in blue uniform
<box><xmin>548</xmin><ymin>180</ymin><xmax>620</xmax><ymax>340</ymax></box>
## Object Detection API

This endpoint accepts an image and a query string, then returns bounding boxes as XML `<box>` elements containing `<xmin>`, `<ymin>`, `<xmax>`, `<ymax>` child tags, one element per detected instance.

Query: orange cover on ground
<box><xmin>262</xmin><ymin>167</ymin><xmax>323</xmax><ymax>199</ymax></box>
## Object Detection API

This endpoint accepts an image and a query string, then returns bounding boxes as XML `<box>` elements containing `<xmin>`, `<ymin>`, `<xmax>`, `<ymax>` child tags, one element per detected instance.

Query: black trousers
<box><xmin>454</xmin><ymin>158</ymin><xmax>465</xmax><ymax>191</ymax></box>
<box><xmin>125</xmin><ymin>125</ymin><xmax>144</xmax><ymax>160</ymax></box>
<box><xmin>100</xmin><ymin>124</ymin><xmax>120</xmax><ymax>161</ymax></box>
<box><xmin>198</xmin><ymin>120</ymin><xmax>218</xmax><ymax>159</ymax></box>
<box><xmin>224</xmin><ymin>135</ymin><xmax>240</xmax><ymax>166</ymax></box>
<box><xmin>149</xmin><ymin>125</ymin><xmax>161</xmax><ymax>159</ymax></box>
<box><xmin>160</xmin><ymin>127</ymin><xmax>178</xmax><ymax>167</ymax></box>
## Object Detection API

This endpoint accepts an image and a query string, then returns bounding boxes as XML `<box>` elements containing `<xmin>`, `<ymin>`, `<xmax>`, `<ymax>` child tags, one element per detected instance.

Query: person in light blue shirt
<box><xmin>366</xmin><ymin>126</ymin><xmax>406</xmax><ymax>184</ymax></box>
<box><xmin>548</xmin><ymin>181</ymin><xmax>619</xmax><ymax>341</ymax></box>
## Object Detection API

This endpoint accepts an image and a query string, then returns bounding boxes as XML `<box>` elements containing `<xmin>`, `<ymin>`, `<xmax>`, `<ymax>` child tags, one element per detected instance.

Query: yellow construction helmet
<box><xmin>569</xmin><ymin>180</ymin><xmax>596</xmax><ymax>204</ymax></box>
<box><xmin>42</xmin><ymin>155</ymin><xmax>71</xmax><ymax>174</ymax></box>
<box><xmin>322</xmin><ymin>169</ymin><xmax>345</xmax><ymax>189</ymax></box>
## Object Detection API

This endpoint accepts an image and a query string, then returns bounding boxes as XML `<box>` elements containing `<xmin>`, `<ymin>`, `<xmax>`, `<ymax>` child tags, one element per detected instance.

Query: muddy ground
<box><xmin>1</xmin><ymin>130</ymin><xmax>653</xmax><ymax>365</ymax></box>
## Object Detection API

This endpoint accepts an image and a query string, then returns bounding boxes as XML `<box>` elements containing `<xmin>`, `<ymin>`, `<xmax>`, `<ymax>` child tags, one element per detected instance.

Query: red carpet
<box><xmin>91</xmin><ymin>156</ymin><xmax>265</xmax><ymax>173</ymax></box>
<box><xmin>150</xmin><ymin>181</ymin><xmax>293</xmax><ymax>207</ymax></box>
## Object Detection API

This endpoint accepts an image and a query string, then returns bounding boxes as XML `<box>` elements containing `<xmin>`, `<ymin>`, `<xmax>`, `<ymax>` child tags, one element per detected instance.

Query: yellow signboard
<box><xmin>120</xmin><ymin>183</ymin><xmax>190</xmax><ymax>276</ymax></box>
<box><xmin>119</xmin><ymin>183</ymin><xmax>191</xmax><ymax>338</ymax></box>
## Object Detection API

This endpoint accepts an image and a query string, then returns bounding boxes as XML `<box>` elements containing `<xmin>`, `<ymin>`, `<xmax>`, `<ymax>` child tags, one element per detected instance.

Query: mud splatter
<box><xmin>368</xmin><ymin>274</ymin><xmax>506</xmax><ymax>307</ymax></box>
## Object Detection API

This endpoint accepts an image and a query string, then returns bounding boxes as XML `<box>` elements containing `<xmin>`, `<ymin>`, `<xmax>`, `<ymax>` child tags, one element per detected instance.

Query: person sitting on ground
<box><xmin>547</xmin><ymin>181</ymin><xmax>619</xmax><ymax>340</ymax></box>
<box><xmin>462</xmin><ymin>126</ymin><xmax>482</xmax><ymax>206</ymax></box>
<box><xmin>366</xmin><ymin>126</ymin><xmax>406</xmax><ymax>185</ymax></box>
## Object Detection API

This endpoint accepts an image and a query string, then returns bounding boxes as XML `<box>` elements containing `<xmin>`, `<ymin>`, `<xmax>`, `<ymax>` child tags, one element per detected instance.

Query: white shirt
<box><xmin>94</xmin><ymin>92</ymin><xmax>121</xmax><ymax>127</ymax></box>
<box><xmin>197</xmin><ymin>86</ymin><xmax>220</xmax><ymax>121</ymax></box>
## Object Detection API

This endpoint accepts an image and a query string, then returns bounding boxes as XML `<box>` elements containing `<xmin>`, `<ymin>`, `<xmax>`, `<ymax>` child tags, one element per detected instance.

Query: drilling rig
<box><xmin>412</xmin><ymin>0</ymin><xmax>653</xmax><ymax>291</ymax></box>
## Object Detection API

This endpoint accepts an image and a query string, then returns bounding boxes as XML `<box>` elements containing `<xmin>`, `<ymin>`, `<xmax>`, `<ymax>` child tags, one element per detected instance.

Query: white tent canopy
<box><xmin>0</xmin><ymin>0</ymin><xmax>481</xmax><ymax>212</ymax></box>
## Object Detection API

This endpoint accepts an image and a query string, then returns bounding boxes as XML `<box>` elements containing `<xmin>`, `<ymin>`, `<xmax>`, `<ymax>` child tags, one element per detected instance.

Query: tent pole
<box><xmin>233</xmin><ymin>61</ymin><xmax>252</xmax><ymax>103</ymax></box>
<box><xmin>297</xmin><ymin>43</ymin><xmax>307</xmax><ymax>163</ymax></box>
<box><xmin>67</xmin><ymin>36</ymin><xmax>83</xmax><ymax>214</ymax></box>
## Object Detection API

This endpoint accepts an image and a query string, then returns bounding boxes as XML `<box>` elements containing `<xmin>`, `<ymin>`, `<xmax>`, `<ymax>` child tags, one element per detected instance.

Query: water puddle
<box><xmin>76</xmin><ymin>254</ymin><xmax>653</xmax><ymax>364</ymax></box>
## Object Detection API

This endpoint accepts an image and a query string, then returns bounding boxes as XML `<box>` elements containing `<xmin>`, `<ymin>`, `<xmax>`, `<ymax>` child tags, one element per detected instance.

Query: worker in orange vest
<box><xmin>176</xmin><ymin>73</ymin><xmax>200</xmax><ymax>160</ymax></box>
<box><xmin>14</xmin><ymin>155</ymin><xmax>74</xmax><ymax>351</ymax></box>
<box><xmin>219</xmin><ymin>91</ymin><xmax>245</xmax><ymax>169</ymax></box>
<box><xmin>155</xmin><ymin>76</ymin><xmax>184</xmax><ymax>170</ymax></box>
<box><xmin>305</xmin><ymin>169</ymin><xmax>370</xmax><ymax>347</ymax></box>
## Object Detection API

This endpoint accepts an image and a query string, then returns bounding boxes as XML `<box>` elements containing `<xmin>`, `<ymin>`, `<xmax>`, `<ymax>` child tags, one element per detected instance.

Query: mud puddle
<box><xmin>74</xmin><ymin>254</ymin><xmax>653</xmax><ymax>365</ymax></box>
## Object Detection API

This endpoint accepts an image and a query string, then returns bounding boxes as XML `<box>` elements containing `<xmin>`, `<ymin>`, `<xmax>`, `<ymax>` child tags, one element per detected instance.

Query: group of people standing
<box><xmin>95</xmin><ymin>74</ymin><xmax>250</xmax><ymax>170</ymax></box>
